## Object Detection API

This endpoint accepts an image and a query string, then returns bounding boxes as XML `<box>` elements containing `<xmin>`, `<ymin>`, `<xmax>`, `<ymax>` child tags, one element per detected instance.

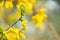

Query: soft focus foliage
<box><xmin>6</xmin><ymin>11</ymin><xmax>21</xmax><ymax>26</ymax></box>
<box><xmin>0</xmin><ymin>13</ymin><xmax>3</xmax><ymax>19</ymax></box>
<box><xmin>0</xmin><ymin>0</ymin><xmax>60</xmax><ymax>40</ymax></box>
<box><xmin>16</xmin><ymin>1</ymin><xmax>33</xmax><ymax>14</ymax></box>
<box><xmin>0</xmin><ymin>1</ymin><xmax>4</xmax><ymax>8</ymax></box>
<box><xmin>29</xmin><ymin>0</ymin><xmax>36</xmax><ymax>3</ymax></box>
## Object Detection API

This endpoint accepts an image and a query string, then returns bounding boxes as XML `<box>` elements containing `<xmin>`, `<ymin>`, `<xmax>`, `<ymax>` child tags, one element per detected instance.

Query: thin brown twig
<box><xmin>46</xmin><ymin>20</ymin><xmax>60</xmax><ymax>40</ymax></box>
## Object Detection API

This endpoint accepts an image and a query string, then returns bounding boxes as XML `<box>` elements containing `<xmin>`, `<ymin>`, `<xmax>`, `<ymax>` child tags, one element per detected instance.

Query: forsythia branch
<box><xmin>6</xmin><ymin>17</ymin><xmax>22</xmax><ymax>30</ymax></box>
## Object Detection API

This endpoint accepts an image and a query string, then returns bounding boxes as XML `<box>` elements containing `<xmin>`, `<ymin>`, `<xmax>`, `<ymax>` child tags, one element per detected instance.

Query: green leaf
<box><xmin>20</xmin><ymin>5</ymin><xmax>25</xmax><ymax>16</ymax></box>
<box><xmin>0</xmin><ymin>28</ymin><xmax>3</xmax><ymax>34</ymax></box>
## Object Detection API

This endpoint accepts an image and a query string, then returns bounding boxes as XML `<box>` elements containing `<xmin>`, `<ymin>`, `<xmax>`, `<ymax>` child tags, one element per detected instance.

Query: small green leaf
<box><xmin>20</xmin><ymin>5</ymin><xmax>25</xmax><ymax>16</ymax></box>
<box><xmin>0</xmin><ymin>28</ymin><xmax>3</xmax><ymax>34</ymax></box>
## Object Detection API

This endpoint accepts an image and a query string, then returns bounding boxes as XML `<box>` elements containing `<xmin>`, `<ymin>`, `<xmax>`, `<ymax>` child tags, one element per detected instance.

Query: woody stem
<box><xmin>46</xmin><ymin>20</ymin><xmax>60</xmax><ymax>40</ymax></box>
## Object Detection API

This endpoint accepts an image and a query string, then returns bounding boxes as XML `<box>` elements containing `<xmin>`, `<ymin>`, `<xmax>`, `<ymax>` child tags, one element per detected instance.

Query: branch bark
<box><xmin>46</xmin><ymin>21</ymin><xmax>60</xmax><ymax>40</ymax></box>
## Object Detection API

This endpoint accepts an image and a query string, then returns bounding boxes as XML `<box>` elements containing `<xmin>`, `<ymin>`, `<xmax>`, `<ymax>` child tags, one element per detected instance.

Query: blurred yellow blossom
<box><xmin>16</xmin><ymin>1</ymin><xmax>33</xmax><ymax>14</ymax></box>
<box><xmin>21</xmin><ymin>20</ymin><xmax>28</xmax><ymax>30</ymax></box>
<box><xmin>20</xmin><ymin>31</ymin><xmax>26</xmax><ymax>39</ymax></box>
<box><xmin>4</xmin><ymin>27</ymin><xmax>26</xmax><ymax>40</ymax></box>
<box><xmin>29</xmin><ymin>0</ymin><xmax>36</xmax><ymax>3</ymax></box>
<box><xmin>6</xmin><ymin>11</ymin><xmax>21</xmax><ymax>25</ymax></box>
<box><xmin>38</xmin><ymin>8</ymin><xmax>47</xmax><ymax>14</ymax></box>
<box><xmin>0</xmin><ymin>1</ymin><xmax>4</xmax><ymax>8</ymax></box>
<box><xmin>25</xmin><ymin>2</ymin><xmax>33</xmax><ymax>14</ymax></box>
<box><xmin>18</xmin><ymin>0</ymin><xmax>28</xmax><ymax>2</ymax></box>
<box><xmin>5</xmin><ymin>1</ymin><xmax>13</xmax><ymax>9</ymax></box>
<box><xmin>4</xmin><ymin>27</ymin><xmax>20</xmax><ymax>40</ymax></box>
<box><xmin>16</xmin><ymin>2</ymin><xmax>25</xmax><ymax>11</ymax></box>
<box><xmin>32</xmin><ymin>8</ymin><xmax>48</xmax><ymax>30</ymax></box>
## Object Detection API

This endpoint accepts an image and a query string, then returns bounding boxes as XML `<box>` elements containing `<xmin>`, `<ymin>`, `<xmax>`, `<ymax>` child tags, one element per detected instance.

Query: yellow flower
<box><xmin>20</xmin><ymin>31</ymin><xmax>26</xmax><ymax>39</ymax></box>
<box><xmin>4</xmin><ymin>27</ymin><xmax>26</xmax><ymax>40</ymax></box>
<box><xmin>38</xmin><ymin>8</ymin><xmax>47</xmax><ymax>14</ymax></box>
<box><xmin>16</xmin><ymin>2</ymin><xmax>26</xmax><ymax>11</ymax></box>
<box><xmin>7</xmin><ymin>11</ymin><xmax>21</xmax><ymax>25</ymax></box>
<box><xmin>21</xmin><ymin>20</ymin><xmax>28</xmax><ymax>30</ymax></box>
<box><xmin>0</xmin><ymin>1</ymin><xmax>4</xmax><ymax>8</ymax></box>
<box><xmin>32</xmin><ymin>8</ymin><xmax>48</xmax><ymax>30</ymax></box>
<box><xmin>16</xmin><ymin>1</ymin><xmax>33</xmax><ymax>14</ymax></box>
<box><xmin>25</xmin><ymin>2</ymin><xmax>33</xmax><ymax>14</ymax></box>
<box><xmin>18</xmin><ymin>0</ymin><xmax>28</xmax><ymax>2</ymax></box>
<box><xmin>5</xmin><ymin>1</ymin><xmax>13</xmax><ymax>9</ymax></box>
<box><xmin>4</xmin><ymin>27</ymin><xmax>20</xmax><ymax>40</ymax></box>
<box><xmin>29</xmin><ymin>0</ymin><xmax>36</xmax><ymax>3</ymax></box>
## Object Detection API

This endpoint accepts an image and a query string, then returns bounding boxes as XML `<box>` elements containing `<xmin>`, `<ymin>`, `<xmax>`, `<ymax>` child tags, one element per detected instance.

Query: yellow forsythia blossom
<box><xmin>32</xmin><ymin>8</ymin><xmax>48</xmax><ymax>30</ymax></box>
<box><xmin>38</xmin><ymin>8</ymin><xmax>47</xmax><ymax>14</ymax></box>
<box><xmin>5</xmin><ymin>1</ymin><xmax>13</xmax><ymax>8</ymax></box>
<box><xmin>4</xmin><ymin>27</ymin><xmax>26</xmax><ymax>40</ymax></box>
<box><xmin>20</xmin><ymin>31</ymin><xmax>26</xmax><ymax>39</ymax></box>
<box><xmin>21</xmin><ymin>20</ymin><xmax>28</xmax><ymax>30</ymax></box>
<box><xmin>16</xmin><ymin>2</ymin><xmax>26</xmax><ymax>11</ymax></box>
<box><xmin>25</xmin><ymin>2</ymin><xmax>33</xmax><ymax>14</ymax></box>
<box><xmin>0</xmin><ymin>1</ymin><xmax>4</xmax><ymax>8</ymax></box>
<box><xmin>4</xmin><ymin>27</ymin><xmax>20</xmax><ymax>40</ymax></box>
<box><xmin>16</xmin><ymin>1</ymin><xmax>33</xmax><ymax>14</ymax></box>
<box><xmin>18</xmin><ymin>0</ymin><xmax>28</xmax><ymax>2</ymax></box>
<box><xmin>28</xmin><ymin>0</ymin><xmax>36</xmax><ymax>3</ymax></box>
<box><xmin>6</xmin><ymin>11</ymin><xmax>21</xmax><ymax>25</ymax></box>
